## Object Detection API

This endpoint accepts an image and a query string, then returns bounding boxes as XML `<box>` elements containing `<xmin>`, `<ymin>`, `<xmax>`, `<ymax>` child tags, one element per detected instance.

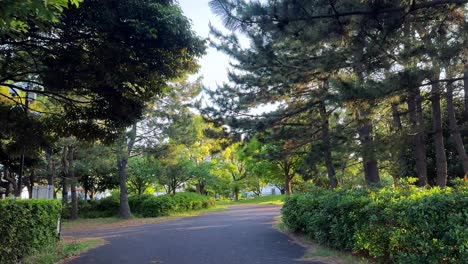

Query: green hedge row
<box><xmin>72</xmin><ymin>192</ymin><xmax>215</xmax><ymax>218</ymax></box>
<box><xmin>140</xmin><ymin>192</ymin><xmax>216</xmax><ymax>217</ymax></box>
<box><xmin>0</xmin><ymin>199</ymin><xmax>61</xmax><ymax>264</ymax></box>
<box><xmin>282</xmin><ymin>186</ymin><xmax>468</xmax><ymax>263</ymax></box>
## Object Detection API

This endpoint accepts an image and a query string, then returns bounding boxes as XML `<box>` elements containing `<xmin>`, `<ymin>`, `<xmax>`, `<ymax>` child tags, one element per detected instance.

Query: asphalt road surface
<box><xmin>66</xmin><ymin>205</ymin><xmax>321</xmax><ymax>264</ymax></box>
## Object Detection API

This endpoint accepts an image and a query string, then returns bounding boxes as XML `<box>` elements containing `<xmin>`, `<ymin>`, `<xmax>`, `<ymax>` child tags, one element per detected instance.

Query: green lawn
<box><xmin>23</xmin><ymin>238</ymin><xmax>105</xmax><ymax>264</ymax></box>
<box><xmin>216</xmin><ymin>195</ymin><xmax>285</xmax><ymax>205</ymax></box>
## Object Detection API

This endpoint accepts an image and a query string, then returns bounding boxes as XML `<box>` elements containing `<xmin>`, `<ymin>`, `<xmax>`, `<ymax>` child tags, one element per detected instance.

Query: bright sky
<box><xmin>178</xmin><ymin>0</ymin><xmax>231</xmax><ymax>90</ymax></box>
<box><xmin>178</xmin><ymin>0</ymin><xmax>278</xmax><ymax>115</ymax></box>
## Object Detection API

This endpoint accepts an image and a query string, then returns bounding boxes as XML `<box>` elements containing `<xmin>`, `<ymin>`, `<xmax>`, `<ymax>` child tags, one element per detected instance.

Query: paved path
<box><xmin>66</xmin><ymin>205</ymin><xmax>321</xmax><ymax>264</ymax></box>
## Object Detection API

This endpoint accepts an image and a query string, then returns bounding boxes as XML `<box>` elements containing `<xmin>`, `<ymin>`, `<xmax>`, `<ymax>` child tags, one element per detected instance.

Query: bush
<box><xmin>128</xmin><ymin>194</ymin><xmax>154</xmax><ymax>215</ymax></box>
<box><xmin>0</xmin><ymin>199</ymin><xmax>61</xmax><ymax>264</ymax></box>
<box><xmin>141</xmin><ymin>195</ymin><xmax>176</xmax><ymax>217</ymax></box>
<box><xmin>70</xmin><ymin>192</ymin><xmax>216</xmax><ymax>219</ymax></box>
<box><xmin>282</xmin><ymin>186</ymin><xmax>468</xmax><ymax>263</ymax></box>
<box><xmin>141</xmin><ymin>193</ymin><xmax>216</xmax><ymax>217</ymax></box>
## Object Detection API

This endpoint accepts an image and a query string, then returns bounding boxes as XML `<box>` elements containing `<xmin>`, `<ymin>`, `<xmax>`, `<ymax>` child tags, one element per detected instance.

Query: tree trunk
<box><xmin>69</xmin><ymin>146</ymin><xmax>78</xmax><ymax>220</ymax></box>
<box><xmin>3</xmin><ymin>167</ymin><xmax>18</xmax><ymax>197</ymax></box>
<box><xmin>319</xmin><ymin>100</ymin><xmax>337</xmax><ymax>189</ymax></box>
<box><xmin>430</xmin><ymin>70</ymin><xmax>448</xmax><ymax>187</ymax></box>
<box><xmin>464</xmin><ymin>64</ymin><xmax>468</xmax><ymax>124</ymax></box>
<box><xmin>284</xmin><ymin>174</ymin><xmax>292</xmax><ymax>195</ymax></box>
<box><xmin>233</xmin><ymin>186</ymin><xmax>239</xmax><ymax>201</ymax></box>
<box><xmin>357</xmin><ymin>109</ymin><xmax>380</xmax><ymax>185</ymax></box>
<box><xmin>117</xmin><ymin>123</ymin><xmax>137</xmax><ymax>219</ymax></box>
<box><xmin>117</xmin><ymin>157</ymin><xmax>131</xmax><ymax>218</ymax></box>
<box><xmin>463</xmin><ymin>39</ymin><xmax>468</xmax><ymax>124</ymax></box>
<box><xmin>446</xmin><ymin>72</ymin><xmax>468</xmax><ymax>175</ymax></box>
<box><xmin>61</xmin><ymin>177</ymin><xmax>68</xmax><ymax>204</ymax></box>
<box><xmin>390</xmin><ymin>102</ymin><xmax>406</xmax><ymax>183</ymax></box>
<box><xmin>46</xmin><ymin>149</ymin><xmax>55</xmax><ymax>186</ymax></box>
<box><xmin>407</xmin><ymin>90</ymin><xmax>428</xmax><ymax>186</ymax></box>
<box><xmin>27</xmin><ymin>169</ymin><xmax>36</xmax><ymax>199</ymax></box>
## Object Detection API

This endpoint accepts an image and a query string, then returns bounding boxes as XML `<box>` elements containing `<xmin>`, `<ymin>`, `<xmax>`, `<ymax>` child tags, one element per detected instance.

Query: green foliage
<box><xmin>128</xmin><ymin>194</ymin><xmax>154</xmax><ymax>215</ymax></box>
<box><xmin>282</xmin><ymin>186</ymin><xmax>468</xmax><ymax>263</ymax></box>
<box><xmin>74</xmin><ymin>193</ymin><xmax>215</xmax><ymax>218</ymax></box>
<box><xmin>141</xmin><ymin>193</ymin><xmax>215</xmax><ymax>218</ymax></box>
<box><xmin>0</xmin><ymin>199</ymin><xmax>61</xmax><ymax>264</ymax></box>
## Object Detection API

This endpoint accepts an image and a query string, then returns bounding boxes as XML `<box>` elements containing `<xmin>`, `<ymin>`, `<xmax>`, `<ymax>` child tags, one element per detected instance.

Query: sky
<box><xmin>178</xmin><ymin>0</ymin><xmax>231</xmax><ymax>90</ymax></box>
<box><xmin>178</xmin><ymin>1</ymin><xmax>277</xmax><ymax>115</ymax></box>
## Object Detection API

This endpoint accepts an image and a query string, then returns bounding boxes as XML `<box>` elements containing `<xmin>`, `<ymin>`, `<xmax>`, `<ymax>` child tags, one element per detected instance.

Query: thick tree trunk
<box><xmin>117</xmin><ymin>123</ymin><xmax>137</xmax><ymax>219</ymax></box>
<box><xmin>27</xmin><ymin>169</ymin><xmax>36</xmax><ymax>199</ymax></box>
<box><xmin>319</xmin><ymin>100</ymin><xmax>337</xmax><ymax>189</ymax></box>
<box><xmin>117</xmin><ymin>157</ymin><xmax>131</xmax><ymax>218</ymax></box>
<box><xmin>407</xmin><ymin>90</ymin><xmax>428</xmax><ymax>186</ymax></box>
<box><xmin>284</xmin><ymin>174</ymin><xmax>292</xmax><ymax>195</ymax></box>
<box><xmin>69</xmin><ymin>146</ymin><xmax>78</xmax><ymax>220</ymax></box>
<box><xmin>464</xmin><ymin>65</ymin><xmax>468</xmax><ymax>124</ymax></box>
<box><xmin>463</xmin><ymin>43</ymin><xmax>468</xmax><ymax>124</ymax></box>
<box><xmin>3</xmin><ymin>167</ymin><xmax>18</xmax><ymax>197</ymax></box>
<box><xmin>62</xmin><ymin>177</ymin><xmax>68</xmax><ymax>204</ymax></box>
<box><xmin>357</xmin><ymin>109</ymin><xmax>380</xmax><ymax>185</ymax></box>
<box><xmin>233</xmin><ymin>186</ymin><xmax>239</xmax><ymax>201</ymax></box>
<box><xmin>446</xmin><ymin>75</ymin><xmax>468</xmax><ymax>175</ymax></box>
<box><xmin>430</xmin><ymin>70</ymin><xmax>448</xmax><ymax>187</ymax></box>
<box><xmin>390</xmin><ymin>103</ymin><xmax>404</xmax><ymax>184</ymax></box>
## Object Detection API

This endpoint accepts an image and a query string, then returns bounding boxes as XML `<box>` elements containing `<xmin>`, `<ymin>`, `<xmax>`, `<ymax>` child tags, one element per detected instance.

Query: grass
<box><xmin>23</xmin><ymin>238</ymin><xmax>105</xmax><ymax>264</ymax></box>
<box><xmin>216</xmin><ymin>195</ymin><xmax>285</xmax><ymax>205</ymax></box>
<box><xmin>274</xmin><ymin>216</ymin><xmax>371</xmax><ymax>264</ymax></box>
<box><xmin>62</xmin><ymin>205</ymin><xmax>227</xmax><ymax>233</ymax></box>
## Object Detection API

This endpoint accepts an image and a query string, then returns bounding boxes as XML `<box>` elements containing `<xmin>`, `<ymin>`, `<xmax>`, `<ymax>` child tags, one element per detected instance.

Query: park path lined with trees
<box><xmin>65</xmin><ymin>205</ymin><xmax>320</xmax><ymax>264</ymax></box>
<box><xmin>1</xmin><ymin>0</ymin><xmax>468</xmax><ymax>263</ymax></box>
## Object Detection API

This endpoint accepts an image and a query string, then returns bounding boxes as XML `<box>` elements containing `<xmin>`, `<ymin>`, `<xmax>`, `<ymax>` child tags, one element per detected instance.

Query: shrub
<box><xmin>141</xmin><ymin>195</ymin><xmax>176</xmax><ymax>217</ymax></box>
<box><xmin>0</xmin><ymin>199</ymin><xmax>61</xmax><ymax>264</ymax></box>
<box><xmin>282</xmin><ymin>186</ymin><xmax>468</xmax><ymax>263</ymax></box>
<box><xmin>72</xmin><ymin>193</ymin><xmax>216</xmax><ymax>218</ymax></box>
<box><xmin>128</xmin><ymin>194</ymin><xmax>153</xmax><ymax>215</ymax></box>
<box><xmin>141</xmin><ymin>193</ymin><xmax>216</xmax><ymax>217</ymax></box>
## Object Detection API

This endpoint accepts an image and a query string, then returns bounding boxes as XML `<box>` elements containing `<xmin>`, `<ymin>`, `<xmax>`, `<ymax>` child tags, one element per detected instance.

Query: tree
<box><xmin>127</xmin><ymin>156</ymin><xmax>157</xmax><ymax>196</ymax></box>
<box><xmin>206</xmin><ymin>0</ymin><xmax>468</xmax><ymax>188</ymax></box>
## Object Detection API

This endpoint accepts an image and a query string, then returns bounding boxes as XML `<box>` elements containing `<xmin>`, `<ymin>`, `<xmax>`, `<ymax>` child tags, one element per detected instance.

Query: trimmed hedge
<box><xmin>141</xmin><ymin>192</ymin><xmax>216</xmax><ymax>217</ymax></box>
<box><xmin>282</xmin><ymin>186</ymin><xmax>468</xmax><ymax>263</ymax></box>
<box><xmin>75</xmin><ymin>192</ymin><xmax>216</xmax><ymax>218</ymax></box>
<box><xmin>0</xmin><ymin>199</ymin><xmax>61</xmax><ymax>264</ymax></box>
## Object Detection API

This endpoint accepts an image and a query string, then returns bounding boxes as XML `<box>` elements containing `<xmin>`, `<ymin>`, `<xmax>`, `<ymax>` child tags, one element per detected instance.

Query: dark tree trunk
<box><xmin>357</xmin><ymin>109</ymin><xmax>380</xmax><ymax>185</ymax></box>
<box><xmin>27</xmin><ymin>169</ymin><xmax>36</xmax><ymax>199</ymax></box>
<box><xmin>117</xmin><ymin>158</ymin><xmax>131</xmax><ymax>218</ymax></box>
<box><xmin>407</xmin><ymin>90</ymin><xmax>428</xmax><ymax>186</ymax></box>
<box><xmin>62</xmin><ymin>177</ymin><xmax>68</xmax><ymax>204</ymax></box>
<box><xmin>233</xmin><ymin>186</ymin><xmax>239</xmax><ymax>201</ymax></box>
<box><xmin>319</xmin><ymin>99</ymin><xmax>337</xmax><ymax>189</ymax></box>
<box><xmin>196</xmin><ymin>182</ymin><xmax>206</xmax><ymax>195</ymax></box>
<box><xmin>46</xmin><ymin>149</ymin><xmax>55</xmax><ymax>186</ymax></box>
<box><xmin>430</xmin><ymin>71</ymin><xmax>448</xmax><ymax>187</ymax></box>
<box><xmin>463</xmin><ymin>45</ymin><xmax>468</xmax><ymax>124</ymax></box>
<box><xmin>446</xmin><ymin>74</ymin><xmax>468</xmax><ymax>175</ymax></box>
<box><xmin>284</xmin><ymin>175</ymin><xmax>292</xmax><ymax>195</ymax></box>
<box><xmin>3</xmin><ymin>166</ymin><xmax>18</xmax><ymax>197</ymax></box>
<box><xmin>390</xmin><ymin>102</ymin><xmax>407</xmax><ymax>183</ymax></box>
<box><xmin>69</xmin><ymin>146</ymin><xmax>78</xmax><ymax>220</ymax></box>
<box><xmin>117</xmin><ymin>123</ymin><xmax>137</xmax><ymax>219</ymax></box>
